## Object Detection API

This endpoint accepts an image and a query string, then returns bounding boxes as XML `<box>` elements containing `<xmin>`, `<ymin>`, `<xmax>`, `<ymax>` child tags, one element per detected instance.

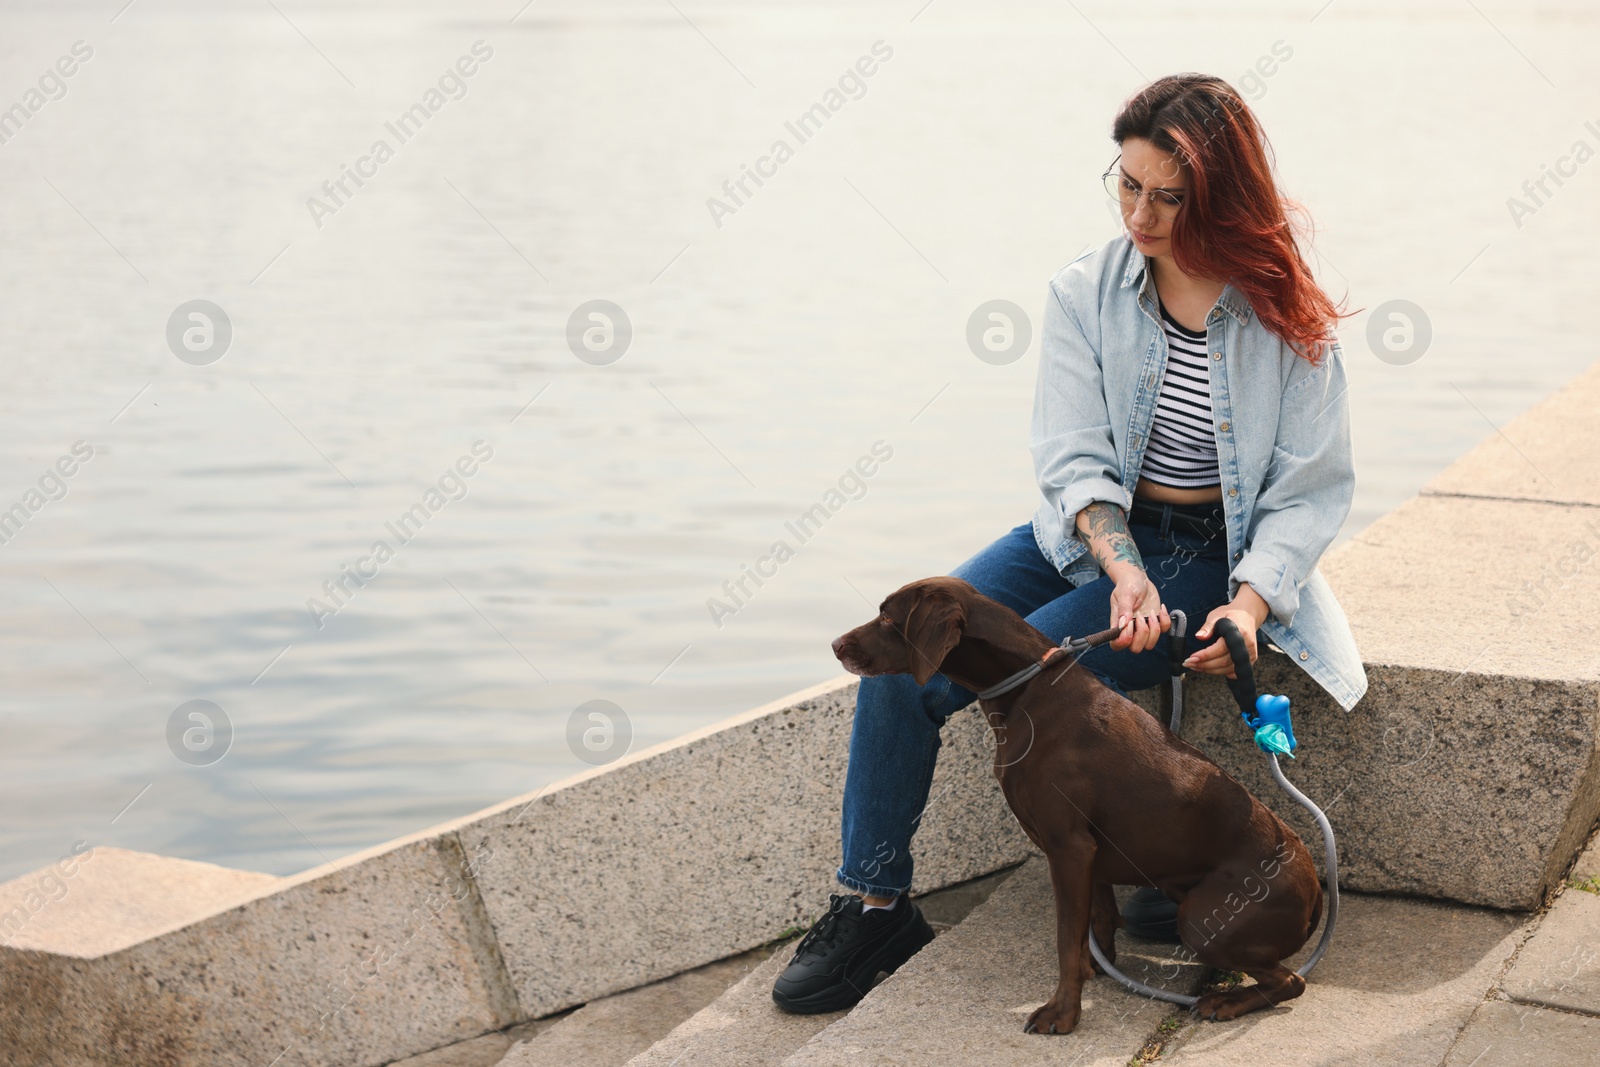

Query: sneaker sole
<box><xmin>771</xmin><ymin>915</ymin><xmax>936</xmax><ymax>1015</ymax></box>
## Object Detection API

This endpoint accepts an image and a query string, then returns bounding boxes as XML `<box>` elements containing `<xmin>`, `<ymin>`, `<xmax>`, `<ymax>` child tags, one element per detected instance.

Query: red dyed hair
<box><xmin>1112</xmin><ymin>74</ymin><xmax>1345</xmax><ymax>363</ymax></box>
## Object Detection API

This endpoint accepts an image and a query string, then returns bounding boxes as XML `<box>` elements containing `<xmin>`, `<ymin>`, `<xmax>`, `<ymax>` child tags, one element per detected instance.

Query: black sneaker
<box><xmin>1122</xmin><ymin>885</ymin><xmax>1182</xmax><ymax>942</ymax></box>
<box><xmin>771</xmin><ymin>893</ymin><xmax>935</xmax><ymax>1014</ymax></box>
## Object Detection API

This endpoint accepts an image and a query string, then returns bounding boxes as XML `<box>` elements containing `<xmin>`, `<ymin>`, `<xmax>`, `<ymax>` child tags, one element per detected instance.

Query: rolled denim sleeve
<box><xmin>1231</xmin><ymin>340</ymin><xmax>1355</xmax><ymax>626</ymax></box>
<box><xmin>1029</xmin><ymin>279</ymin><xmax>1132</xmax><ymax>534</ymax></box>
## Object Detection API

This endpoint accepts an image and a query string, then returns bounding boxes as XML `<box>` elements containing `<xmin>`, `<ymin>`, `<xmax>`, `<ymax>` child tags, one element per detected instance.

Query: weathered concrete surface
<box><xmin>1501</xmin><ymin>831</ymin><xmax>1600</xmax><ymax>1015</ymax></box>
<box><xmin>1159</xmin><ymin>893</ymin><xmax>1526</xmax><ymax>1067</ymax></box>
<box><xmin>1323</xmin><ymin>495</ymin><xmax>1600</xmax><ymax>684</ymax></box>
<box><xmin>0</xmin><ymin>834</ymin><xmax>521</xmax><ymax>1067</ymax></box>
<box><xmin>623</xmin><ymin>944</ymin><xmax>835</xmax><ymax>1067</ymax></box>
<box><xmin>1505</xmin><ymin>887</ymin><xmax>1600</xmax><ymax>1016</ymax></box>
<box><xmin>1425</xmin><ymin>358</ymin><xmax>1600</xmax><ymax>507</ymax></box>
<box><xmin>498</xmin><ymin>949</ymin><xmax>766</xmax><ymax>1066</ymax></box>
<box><xmin>386</xmin><ymin>1021</ymin><xmax>547</xmax><ymax>1067</ymax></box>
<box><xmin>387</xmin><ymin>1032</ymin><xmax>518</xmax><ymax>1067</ymax></box>
<box><xmin>455</xmin><ymin>676</ymin><xmax>1032</xmax><ymax>1018</ymax></box>
<box><xmin>1571</xmin><ymin>827</ymin><xmax>1600</xmax><ymax>886</ymax></box>
<box><xmin>625</xmin><ymin>869</ymin><xmax>1017</xmax><ymax>1067</ymax></box>
<box><xmin>1441</xmin><ymin>999</ymin><xmax>1600</xmax><ymax>1065</ymax></box>
<box><xmin>0</xmin><ymin>847</ymin><xmax>277</xmax><ymax>956</ymax></box>
<box><xmin>906</xmin><ymin>866</ymin><xmax>1018</xmax><ymax>932</ymax></box>
<box><xmin>782</xmin><ymin>858</ymin><xmax>1203</xmax><ymax>1066</ymax></box>
<box><xmin>388</xmin><ymin>948</ymin><xmax>770</xmax><ymax>1067</ymax></box>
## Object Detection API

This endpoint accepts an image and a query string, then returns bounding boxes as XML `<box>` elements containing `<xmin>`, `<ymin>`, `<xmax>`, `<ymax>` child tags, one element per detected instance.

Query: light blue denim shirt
<box><xmin>1029</xmin><ymin>234</ymin><xmax>1368</xmax><ymax>711</ymax></box>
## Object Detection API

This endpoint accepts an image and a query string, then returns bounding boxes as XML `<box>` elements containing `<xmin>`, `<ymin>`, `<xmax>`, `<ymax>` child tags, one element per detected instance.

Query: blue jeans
<box><xmin>836</xmin><ymin>502</ymin><xmax>1231</xmax><ymax>897</ymax></box>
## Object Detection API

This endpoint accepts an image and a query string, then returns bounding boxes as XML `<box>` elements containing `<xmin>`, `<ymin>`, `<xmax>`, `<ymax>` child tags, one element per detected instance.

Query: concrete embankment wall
<box><xmin>0</xmin><ymin>680</ymin><xmax>1030</xmax><ymax>1067</ymax></box>
<box><xmin>4</xmin><ymin>360</ymin><xmax>1600</xmax><ymax>1067</ymax></box>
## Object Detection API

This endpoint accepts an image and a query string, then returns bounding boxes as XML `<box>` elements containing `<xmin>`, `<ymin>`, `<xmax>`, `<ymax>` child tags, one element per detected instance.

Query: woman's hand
<box><xmin>1184</xmin><ymin>585</ymin><xmax>1271</xmax><ymax>679</ymax></box>
<box><xmin>1108</xmin><ymin>567</ymin><xmax>1169</xmax><ymax>654</ymax></box>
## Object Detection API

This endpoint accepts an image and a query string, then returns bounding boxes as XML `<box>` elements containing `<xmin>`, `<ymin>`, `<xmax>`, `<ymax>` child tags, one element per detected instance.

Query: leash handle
<box><xmin>1062</xmin><ymin>623</ymin><xmax>1129</xmax><ymax>657</ymax></box>
<box><xmin>1210</xmin><ymin>616</ymin><xmax>1257</xmax><ymax>719</ymax></box>
<box><xmin>1166</xmin><ymin>609</ymin><xmax>1187</xmax><ymax>677</ymax></box>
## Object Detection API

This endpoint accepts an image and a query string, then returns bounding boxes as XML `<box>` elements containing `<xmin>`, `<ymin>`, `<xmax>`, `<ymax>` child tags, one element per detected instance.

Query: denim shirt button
<box><xmin>1228</xmin><ymin>487</ymin><xmax>1238</xmax><ymax>498</ymax></box>
<box><xmin>1299</xmin><ymin>651</ymin><xmax>1309</xmax><ymax>661</ymax></box>
<box><xmin>1232</xmin><ymin>551</ymin><xmax>1242</xmax><ymax>560</ymax></box>
<box><xmin>1212</xmin><ymin>352</ymin><xmax>1222</xmax><ymax>360</ymax></box>
<box><xmin>1218</xmin><ymin>421</ymin><xmax>1230</xmax><ymax>431</ymax></box>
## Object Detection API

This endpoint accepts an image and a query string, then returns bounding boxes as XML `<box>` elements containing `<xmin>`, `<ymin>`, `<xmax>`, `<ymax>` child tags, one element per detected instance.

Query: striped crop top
<box><xmin>1140</xmin><ymin>304</ymin><xmax>1221</xmax><ymax>489</ymax></box>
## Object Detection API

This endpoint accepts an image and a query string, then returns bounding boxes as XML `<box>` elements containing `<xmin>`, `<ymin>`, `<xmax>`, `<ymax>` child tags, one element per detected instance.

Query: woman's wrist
<box><xmin>1105</xmin><ymin>560</ymin><xmax>1146</xmax><ymax>585</ymax></box>
<box><xmin>1232</xmin><ymin>583</ymin><xmax>1271</xmax><ymax>627</ymax></box>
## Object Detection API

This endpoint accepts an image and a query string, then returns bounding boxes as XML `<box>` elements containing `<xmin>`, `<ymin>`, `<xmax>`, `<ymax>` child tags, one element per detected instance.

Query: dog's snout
<box><xmin>833</xmin><ymin>630</ymin><xmax>873</xmax><ymax>676</ymax></box>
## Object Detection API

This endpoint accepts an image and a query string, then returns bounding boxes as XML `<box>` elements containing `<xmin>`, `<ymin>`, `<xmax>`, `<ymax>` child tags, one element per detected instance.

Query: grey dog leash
<box><xmin>974</xmin><ymin>624</ymin><xmax>1125</xmax><ymax>700</ymax></box>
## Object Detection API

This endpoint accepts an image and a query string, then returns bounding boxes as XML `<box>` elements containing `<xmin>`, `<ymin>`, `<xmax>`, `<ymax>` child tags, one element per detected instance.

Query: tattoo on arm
<box><xmin>1076</xmin><ymin>502</ymin><xmax>1143</xmax><ymax>574</ymax></box>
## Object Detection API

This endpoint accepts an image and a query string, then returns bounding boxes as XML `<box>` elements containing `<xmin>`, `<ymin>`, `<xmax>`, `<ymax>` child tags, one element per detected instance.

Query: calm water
<box><xmin>1</xmin><ymin>0</ymin><xmax>1596</xmax><ymax>882</ymax></box>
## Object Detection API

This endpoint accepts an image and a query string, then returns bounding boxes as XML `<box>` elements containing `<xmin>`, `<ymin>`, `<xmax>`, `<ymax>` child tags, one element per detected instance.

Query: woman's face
<box><xmin>1116</xmin><ymin>136</ymin><xmax>1186</xmax><ymax>255</ymax></box>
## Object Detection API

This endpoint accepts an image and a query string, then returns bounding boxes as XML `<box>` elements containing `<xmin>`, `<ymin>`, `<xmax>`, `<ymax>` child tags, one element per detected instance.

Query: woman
<box><xmin>772</xmin><ymin>74</ymin><xmax>1366</xmax><ymax>1015</ymax></box>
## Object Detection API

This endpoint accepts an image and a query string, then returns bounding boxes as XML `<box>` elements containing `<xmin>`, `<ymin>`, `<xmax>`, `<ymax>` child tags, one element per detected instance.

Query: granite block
<box><xmin>0</xmin><ymin>834</ymin><xmax>519</xmax><ymax>1067</ymax></box>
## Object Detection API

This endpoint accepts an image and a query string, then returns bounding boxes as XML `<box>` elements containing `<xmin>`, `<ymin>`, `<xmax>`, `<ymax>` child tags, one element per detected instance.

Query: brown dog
<box><xmin>832</xmin><ymin>576</ymin><xmax>1323</xmax><ymax>1033</ymax></box>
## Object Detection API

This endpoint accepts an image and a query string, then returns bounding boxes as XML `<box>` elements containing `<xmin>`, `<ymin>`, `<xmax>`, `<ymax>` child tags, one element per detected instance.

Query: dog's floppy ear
<box><xmin>903</xmin><ymin>590</ymin><xmax>966</xmax><ymax>687</ymax></box>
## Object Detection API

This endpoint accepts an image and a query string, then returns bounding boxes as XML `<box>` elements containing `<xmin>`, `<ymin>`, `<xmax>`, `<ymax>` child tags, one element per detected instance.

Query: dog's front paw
<box><xmin>1023</xmin><ymin>997</ymin><xmax>1081</xmax><ymax>1035</ymax></box>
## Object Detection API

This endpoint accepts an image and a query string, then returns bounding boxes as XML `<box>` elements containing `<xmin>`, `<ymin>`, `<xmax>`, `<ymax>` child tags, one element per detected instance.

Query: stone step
<box><xmin>1441</xmin><ymin>1000</ymin><xmax>1600</xmax><ymax>1065</ymax></box>
<box><xmin>382</xmin><ymin>949</ymin><xmax>766</xmax><ymax>1067</ymax></box>
<box><xmin>607</xmin><ymin>823</ymin><xmax>1600</xmax><ymax>1067</ymax></box>
<box><xmin>382</xmin><ymin>1023</ymin><xmax>543</xmax><ymax>1067</ymax></box>
<box><xmin>781</xmin><ymin>858</ymin><xmax>1205</xmax><ymax>1066</ymax></box>
<box><xmin>624</xmin><ymin>868</ymin><xmax>1018</xmax><ymax>1067</ymax></box>
<box><xmin>1157</xmin><ymin>826</ymin><xmax>1599</xmax><ymax>1066</ymax></box>
<box><xmin>1158</xmin><ymin>892</ymin><xmax>1528</xmax><ymax>1066</ymax></box>
<box><xmin>1433</xmin><ymin>825</ymin><xmax>1600</xmax><ymax>1064</ymax></box>
<box><xmin>1499</xmin><ymin>831</ymin><xmax>1600</xmax><ymax>1017</ymax></box>
<box><xmin>620</xmin><ymin>940</ymin><xmax>827</xmax><ymax>1067</ymax></box>
<box><xmin>494</xmin><ymin>948</ymin><xmax>769</xmax><ymax>1067</ymax></box>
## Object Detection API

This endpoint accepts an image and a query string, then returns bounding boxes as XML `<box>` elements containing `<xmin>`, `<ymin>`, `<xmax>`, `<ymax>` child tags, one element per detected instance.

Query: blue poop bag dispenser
<box><xmin>1242</xmin><ymin>692</ymin><xmax>1297</xmax><ymax>758</ymax></box>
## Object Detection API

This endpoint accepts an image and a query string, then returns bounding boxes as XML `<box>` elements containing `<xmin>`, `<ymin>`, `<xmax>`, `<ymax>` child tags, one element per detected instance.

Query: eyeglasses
<box><xmin>1102</xmin><ymin>160</ymin><xmax>1185</xmax><ymax>219</ymax></box>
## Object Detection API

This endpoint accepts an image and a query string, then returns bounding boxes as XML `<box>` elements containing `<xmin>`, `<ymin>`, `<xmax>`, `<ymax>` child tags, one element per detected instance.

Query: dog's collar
<box><xmin>975</xmin><ymin>642</ymin><xmax>1080</xmax><ymax>701</ymax></box>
